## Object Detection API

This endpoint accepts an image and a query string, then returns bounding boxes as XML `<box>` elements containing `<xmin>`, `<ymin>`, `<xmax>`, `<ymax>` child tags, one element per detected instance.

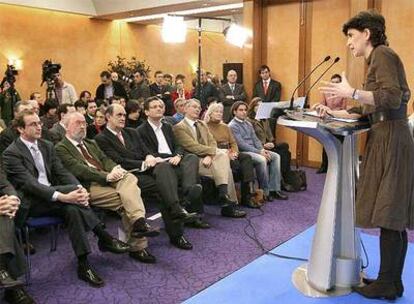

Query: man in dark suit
<box><xmin>218</xmin><ymin>69</ymin><xmax>247</xmax><ymax>123</ymax></box>
<box><xmin>253</xmin><ymin>65</ymin><xmax>282</xmax><ymax>136</ymax></box>
<box><xmin>95</xmin><ymin>71</ymin><xmax>128</xmax><ymax>102</ymax></box>
<box><xmin>149</xmin><ymin>71</ymin><xmax>174</xmax><ymax>116</ymax></box>
<box><xmin>138</xmin><ymin>98</ymin><xmax>208</xmax><ymax>229</ymax></box>
<box><xmin>3</xmin><ymin>110</ymin><xmax>129</xmax><ymax>288</ymax></box>
<box><xmin>95</xmin><ymin>103</ymin><xmax>201</xmax><ymax>250</ymax></box>
<box><xmin>56</xmin><ymin>112</ymin><xmax>160</xmax><ymax>262</ymax></box>
<box><xmin>193</xmin><ymin>70</ymin><xmax>219</xmax><ymax>111</ymax></box>
<box><xmin>0</xmin><ymin>168</ymin><xmax>35</xmax><ymax>304</ymax></box>
<box><xmin>49</xmin><ymin>103</ymin><xmax>76</xmax><ymax>144</ymax></box>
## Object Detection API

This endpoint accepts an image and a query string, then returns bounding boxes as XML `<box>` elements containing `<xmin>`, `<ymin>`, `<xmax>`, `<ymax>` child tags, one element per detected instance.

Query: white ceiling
<box><xmin>0</xmin><ymin>0</ymin><xmax>243</xmax><ymax>18</ymax></box>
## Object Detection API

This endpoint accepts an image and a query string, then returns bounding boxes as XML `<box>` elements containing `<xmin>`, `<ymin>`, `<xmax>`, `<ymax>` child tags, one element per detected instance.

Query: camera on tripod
<box><xmin>41</xmin><ymin>60</ymin><xmax>61</xmax><ymax>87</ymax></box>
<box><xmin>1</xmin><ymin>65</ymin><xmax>18</xmax><ymax>88</ymax></box>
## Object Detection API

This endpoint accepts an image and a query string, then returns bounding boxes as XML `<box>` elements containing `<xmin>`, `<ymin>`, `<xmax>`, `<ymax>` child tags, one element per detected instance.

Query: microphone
<box><xmin>289</xmin><ymin>55</ymin><xmax>331</xmax><ymax>110</ymax></box>
<box><xmin>302</xmin><ymin>57</ymin><xmax>340</xmax><ymax>108</ymax></box>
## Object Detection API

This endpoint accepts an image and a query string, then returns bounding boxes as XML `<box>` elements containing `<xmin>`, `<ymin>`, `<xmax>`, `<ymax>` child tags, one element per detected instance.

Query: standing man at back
<box><xmin>218</xmin><ymin>69</ymin><xmax>247</xmax><ymax>123</ymax></box>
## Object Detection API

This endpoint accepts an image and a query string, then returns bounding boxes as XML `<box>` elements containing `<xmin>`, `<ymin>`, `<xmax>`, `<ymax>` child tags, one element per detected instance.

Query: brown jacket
<box><xmin>247</xmin><ymin>118</ymin><xmax>274</xmax><ymax>145</ymax></box>
<box><xmin>173</xmin><ymin>118</ymin><xmax>217</xmax><ymax>157</ymax></box>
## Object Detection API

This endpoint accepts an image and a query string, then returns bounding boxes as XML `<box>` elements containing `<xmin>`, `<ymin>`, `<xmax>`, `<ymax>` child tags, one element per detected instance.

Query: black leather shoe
<box><xmin>352</xmin><ymin>280</ymin><xmax>397</xmax><ymax>300</ymax></box>
<box><xmin>0</xmin><ymin>270</ymin><xmax>23</xmax><ymax>289</ymax></box>
<box><xmin>98</xmin><ymin>238</ymin><xmax>130</xmax><ymax>254</ymax></box>
<box><xmin>77</xmin><ymin>262</ymin><xmax>104</xmax><ymax>288</ymax></box>
<box><xmin>271</xmin><ymin>191</ymin><xmax>288</xmax><ymax>200</ymax></box>
<box><xmin>131</xmin><ymin>218</ymin><xmax>160</xmax><ymax>238</ymax></box>
<box><xmin>4</xmin><ymin>287</ymin><xmax>35</xmax><ymax>304</ymax></box>
<box><xmin>129</xmin><ymin>249</ymin><xmax>156</xmax><ymax>264</ymax></box>
<box><xmin>170</xmin><ymin>236</ymin><xmax>193</xmax><ymax>250</ymax></box>
<box><xmin>185</xmin><ymin>218</ymin><xmax>211</xmax><ymax>229</ymax></box>
<box><xmin>170</xmin><ymin>205</ymin><xmax>199</xmax><ymax>223</ymax></box>
<box><xmin>221</xmin><ymin>206</ymin><xmax>246</xmax><ymax>218</ymax></box>
<box><xmin>219</xmin><ymin>195</ymin><xmax>237</xmax><ymax>207</ymax></box>
<box><xmin>362</xmin><ymin>278</ymin><xmax>403</xmax><ymax>298</ymax></box>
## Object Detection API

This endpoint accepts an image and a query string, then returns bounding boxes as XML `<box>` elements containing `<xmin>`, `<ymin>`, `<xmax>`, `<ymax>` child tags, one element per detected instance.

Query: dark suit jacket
<box><xmin>149</xmin><ymin>83</ymin><xmax>174</xmax><ymax>116</ymax></box>
<box><xmin>94</xmin><ymin>127</ymin><xmax>148</xmax><ymax>171</ymax></box>
<box><xmin>253</xmin><ymin>79</ymin><xmax>282</xmax><ymax>102</ymax></box>
<box><xmin>49</xmin><ymin>122</ymin><xmax>66</xmax><ymax>144</ymax></box>
<box><xmin>55</xmin><ymin>137</ymin><xmax>117</xmax><ymax>188</ymax></box>
<box><xmin>130</xmin><ymin>81</ymin><xmax>151</xmax><ymax>100</ymax></box>
<box><xmin>0</xmin><ymin>166</ymin><xmax>17</xmax><ymax>197</ymax></box>
<box><xmin>95</xmin><ymin>81</ymin><xmax>128</xmax><ymax>100</ymax></box>
<box><xmin>218</xmin><ymin>83</ymin><xmax>247</xmax><ymax>122</ymax></box>
<box><xmin>2</xmin><ymin>138</ymin><xmax>79</xmax><ymax>202</ymax></box>
<box><xmin>193</xmin><ymin>81</ymin><xmax>219</xmax><ymax>110</ymax></box>
<box><xmin>137</xmin><ymin>121</ymin><xmax>184</xmax><ymax>158</ymax></box>
<box><xmin>0</xmin><ymin>126</ymin><xmax>54</xmax><ymax>155</ymax></box>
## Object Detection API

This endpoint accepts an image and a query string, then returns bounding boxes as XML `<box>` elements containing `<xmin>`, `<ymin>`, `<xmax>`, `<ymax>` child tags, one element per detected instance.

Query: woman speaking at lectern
<box><xmin>318</xmin><ymin>10</ymin><xmax>414</xmax><ymax>300</ymax></box>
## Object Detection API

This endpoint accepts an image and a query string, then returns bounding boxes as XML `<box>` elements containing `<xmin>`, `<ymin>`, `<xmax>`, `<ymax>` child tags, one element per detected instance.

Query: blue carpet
<box><xmin>184</xmin><ymin>226</ymin><xmax>414</xmax><ymax>304</ymax></box>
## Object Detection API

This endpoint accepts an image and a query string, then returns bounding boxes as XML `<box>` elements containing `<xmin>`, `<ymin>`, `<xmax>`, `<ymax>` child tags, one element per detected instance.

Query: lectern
<box><xmin>278</xmin><ymin>110</ymin><xmax>370</xmax><ymax>297</ymax></box>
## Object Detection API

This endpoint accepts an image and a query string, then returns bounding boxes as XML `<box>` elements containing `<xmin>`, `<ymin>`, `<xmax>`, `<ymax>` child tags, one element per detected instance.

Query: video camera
<box><xmin>41</xmin><ymin>60</ymin><xmax>61</xmax><ymax>87</ymax></box>
<box><xmin>1</xmin><ymin>65</ymin><xmax>18</xmax><ymax>88</ymax></box>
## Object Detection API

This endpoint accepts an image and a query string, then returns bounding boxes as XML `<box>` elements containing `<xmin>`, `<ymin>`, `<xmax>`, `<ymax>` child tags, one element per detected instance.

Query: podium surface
<box><xmin>278</xmin><ymin>110</ymin><xmax>369</xmax><ymax>297</ymax></box>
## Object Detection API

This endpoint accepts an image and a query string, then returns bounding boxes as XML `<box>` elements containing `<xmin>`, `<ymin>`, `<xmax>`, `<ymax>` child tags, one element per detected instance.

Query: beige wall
<box><xmin>266</xmin><ymin>1</ymin><xmax>301</xmax><ymax>156</ymax></box>
<box><xmin>0</xmin><ymin>4</ymin><xmax>242</xmax><ymax>100</ymax></box>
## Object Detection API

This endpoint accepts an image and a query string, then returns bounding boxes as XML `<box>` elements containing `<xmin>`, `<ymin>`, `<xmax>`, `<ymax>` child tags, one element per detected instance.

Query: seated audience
<box><xmin>49</xmin><ymin>103</ymin><xmax>76</xmax><ymax>144</ymax></box>
<box><xmin>125</xmin><ymin>100</ymin><xmax>144</xmax><ymax>128</ymax></box>
<box><xmin>95</xmin><ymin>71</ymin><xmax>128</xmax><ymax>102</ymax></box>
<box><xmin>173</xmin><ymin>99</ymin><xmax>246</xmax><ymax>218</ymax></box>
<box><xmin>54</xmin><ymin>72</ymin><xmax>77</xmax><ymax>104</ymax></box>
<box><xmin>172</xmin><ymin>98</ymin><xmax>186</xmax><ymax>124</ymax></box>
<box><xmin>130</xmin><ymin>70</ymin><xmax>151</xmax><ymax>100</ymax></box>
<box><xmin>40</xmin><ymin>99</ymin><xmax>59</xmax><ymax>129</ymax></box>
<box><xmin>150</xmin><ymin>71</ymin><xmax>173</xmax><ymax>116</ymax></box>
<box><xmin>204</xmin><ymin>103</ymin><xmax>260</xmax><ymax>208</ymax></box>
<box><xmin>3</xmin><ymin>110</ymin><xmax>129</xmax><ymax>288</ymax></box>
<box><xmin>171</xmin><ymin>74</ymin><xmax>191</xmax><ymax>102</ymax></box>
<box><xmin>74</xmin><ymin>99</ymin><xmax>87</xmax><ymax>115</ymax></box>
<box><xmin>96</xmin><ymin>103</ymin><xmax>201</xmax><ymax>249</ymax></box>
<box><xmin>56</xmin><ymin>112</ymin><xmax>159</xmax><ymax>263</ymax></box>
<box><xmin>85</xmin><ymin>99</ymin><xmax>97</xmax><ymax>125</ymax></box>
<box><xmin>86</xmin><ymin>106</ymin><xmax>106</xmax><ymax>139</ymax></box>
<box><xmin>229</xmin><ymin>101</ymin><xmax>288</xmax><ymax>201</ymax></box>
<box><xmin>137</xmin><ymin>98</ymin><xmax>207</xmax><ymax>228</ymax></box>
<box><xmin>218</xmin><ymin>69</ymin><xmax>247</xmax><ymax>123</ymax></box>
<box><xmin>0</xmin><ymin>101</ymin><xmax>53</xmax><ymax>154</ymax></box>
<box><xmin>247</xmin><ymin>97</ymin><xmax>294</xmax><ymax>191</ymax></box>
<box><xmin>0</xmin><ymin>169</ymin><xmax>35</xmax><ymax>304</ymax></box>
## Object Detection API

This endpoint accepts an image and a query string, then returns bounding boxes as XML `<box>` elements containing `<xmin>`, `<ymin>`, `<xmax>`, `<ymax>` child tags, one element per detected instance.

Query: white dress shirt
<box><xmin>147</xmin><ymin>120</ymin><xmax>172</xmax><ymax>155</ymax></box>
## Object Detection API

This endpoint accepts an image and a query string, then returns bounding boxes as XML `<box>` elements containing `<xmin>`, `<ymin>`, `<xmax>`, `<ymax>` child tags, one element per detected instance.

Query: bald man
<box><xmin>218</xmin><ymin>69</ymin><xmax>247</xmax><ymax>123</ymax></box>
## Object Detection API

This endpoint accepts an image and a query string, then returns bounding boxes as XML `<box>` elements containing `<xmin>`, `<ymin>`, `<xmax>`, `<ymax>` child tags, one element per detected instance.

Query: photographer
<box><xmin>0</xmin><ymin>66</ymin><xmax>21</xmax><ymax>126</ymax></box>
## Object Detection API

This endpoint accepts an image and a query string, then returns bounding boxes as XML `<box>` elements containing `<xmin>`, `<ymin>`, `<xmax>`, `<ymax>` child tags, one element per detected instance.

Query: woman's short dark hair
<box><xmin>80</xmin><ymin>90</ymin><xmax>91</xmax><ymax>99</ymax></box>
<box><xmin>342</xmin><ymin>10</ymin><xmax>388</xmax><ymax>47</ymax></box>
<box><xmin>331</xmin><ymin>74</ymin><xmax>342</xmax><ymax>81</ymax></box>
<box><xmin>74</xmin><ymin>100</ymin><xmax>87</xmax><ymax>109</ymax></box>
<box><xmin>126</xmin><ymin>100</ymin><xmax>141</xmax><ymax>114</ymax></box>
<box><xmin>44</xmin><ymin>99</ymin><xmax>58</xmax><ymax>113</ymax></box>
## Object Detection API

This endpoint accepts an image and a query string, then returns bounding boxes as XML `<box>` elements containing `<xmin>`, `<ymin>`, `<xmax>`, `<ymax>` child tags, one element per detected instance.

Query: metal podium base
<box><xmin>292</xmin><ymin>264</ymin><xmax>352</xmax><ymax>298</ymax></box>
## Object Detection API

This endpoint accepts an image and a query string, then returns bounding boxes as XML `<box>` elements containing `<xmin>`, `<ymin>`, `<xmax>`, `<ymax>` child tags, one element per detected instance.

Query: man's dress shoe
<box><xmin>4</xmin><ymin>287</ymin><xmax>35</xmax><ymax>304</ymax></box>
<box><xmin>77</xmin><ymin>262</ymin><xmax>104</xmax><ymax>288</ymax></box>
<box><xmin>129</xmin><ymin>249</ymin><xmax>156</xmax><ymax>264</ymax></box>
<box><xmin>170</xmin><ymin>236</ymin><xmax>193</xmax><ymax>250</ymax></box>
<box><xmin>221</xmin><ymin>206</ymin><xmax>246</xmax><ymax>218</ymax></box>
<box><xmin>185</xmin><ymin>218</ymin><xmax>211</xmax><ymax>229</ymax></box>
<box><xmin>97</xmin><ymin>238</ymin><xmax>130</xmax><ymax>254</ymax></box>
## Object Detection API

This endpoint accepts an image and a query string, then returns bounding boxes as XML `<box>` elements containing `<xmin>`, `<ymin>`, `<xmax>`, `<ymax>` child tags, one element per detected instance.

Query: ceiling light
<box><xmin>162</xmin><ymin>15</ymin><xmax>187</xmax><ymax>43</ymax></box>
<box><xmin>224</xmin><ymin>24</ymin><xmax>252</xmax><ymax>48</ymax></box>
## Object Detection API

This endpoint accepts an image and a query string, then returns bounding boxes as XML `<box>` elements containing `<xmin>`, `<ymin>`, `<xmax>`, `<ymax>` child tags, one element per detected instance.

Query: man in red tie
<box><xmin>253</xmin><ymin>65</ymin><xmax>281</xmax><ymax>103</ymax></box>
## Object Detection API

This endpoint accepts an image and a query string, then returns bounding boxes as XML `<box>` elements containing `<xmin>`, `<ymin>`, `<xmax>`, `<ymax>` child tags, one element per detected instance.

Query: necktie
<box><xmin>193</xmin><ymin>122</ymin><xmax>202</xmax><ymax>142</ymax></box>
<box><xmin>117</xmin><ymin>132</ymin><xmax>125</xmax><ymax>146</ymax></box>
<box><xmin>30</xmin><ymin>145</ymin><xmax>50</xmax><ymax>186</ymax></box>
<box><xmin>230</xmin><ymin>84</ymin><xmax>235</xmax><ymax>93</ymax></box>
<box><xmin>78</xmin><ymin>143</ymin><xmax>103</xmax><ymax>171</ymax></box>
<box><xmin>263</xmin><ymin>81</ymin><xmax>269</xmax><ymax>95</ymax></box>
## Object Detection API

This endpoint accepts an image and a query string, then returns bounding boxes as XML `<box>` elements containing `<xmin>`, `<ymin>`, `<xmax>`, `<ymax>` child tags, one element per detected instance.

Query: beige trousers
<box><xmin>198</xmin><ymin>149</ymin><xmax>238</xmax><ymax>202</ymax></box>
<box><xmin>89</xmin><ymin>173</ymin><xmax>147</xmax><ymax>251</ymax></box>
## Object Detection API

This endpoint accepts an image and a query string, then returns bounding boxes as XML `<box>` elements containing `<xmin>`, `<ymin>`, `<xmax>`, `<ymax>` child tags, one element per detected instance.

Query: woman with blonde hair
<box><xmin>204</xmin><ymin>103</ymin><xmax>261</xmax><ymax>208</ymax></box>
